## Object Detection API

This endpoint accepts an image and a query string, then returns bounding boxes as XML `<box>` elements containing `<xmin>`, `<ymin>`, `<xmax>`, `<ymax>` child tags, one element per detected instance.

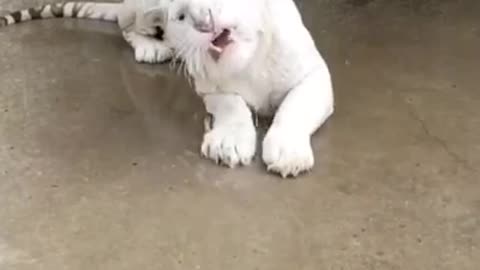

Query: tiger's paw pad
<box><xmin>262</xmin><ymin>126</ymin><xmax>314</xmax><ymax>178</ymax></box>
<box><xmin>201</xmin><ymin>123</ymin><xmax>257</xmax><ymax>168</ymax></box>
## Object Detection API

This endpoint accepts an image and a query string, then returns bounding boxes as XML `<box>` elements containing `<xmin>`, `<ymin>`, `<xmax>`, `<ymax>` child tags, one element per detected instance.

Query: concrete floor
<box><xmin>1</xmin><ymin>0</ymin><xmax>479</xmax><ymax>269</ymax></box>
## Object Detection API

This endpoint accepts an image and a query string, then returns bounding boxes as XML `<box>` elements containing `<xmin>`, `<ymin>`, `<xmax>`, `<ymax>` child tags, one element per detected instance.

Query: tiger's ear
<box><xmin>142</xmin><ymin>0</ymin><xmax>166</xmax><ymax>24</ymax></box>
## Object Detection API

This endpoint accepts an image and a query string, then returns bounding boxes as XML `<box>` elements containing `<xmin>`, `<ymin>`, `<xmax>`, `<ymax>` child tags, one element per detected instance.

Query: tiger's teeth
<box><xmin>209</xmin><ymin>45</ymin><xmax>222</xmax><ymax>53</ymax></box>
<box><xmin>208</xmin><ymin>45</ymin><xmax>223</xmax><ymax>61</ymax></box>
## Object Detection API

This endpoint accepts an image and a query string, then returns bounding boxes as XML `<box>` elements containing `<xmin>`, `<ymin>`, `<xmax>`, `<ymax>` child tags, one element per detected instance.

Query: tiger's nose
<box><xmin>194</xmin><ymin>21</ymin><xmax>212</xmax><ymax>33</ymax></box>
<box><xmin>192</xmin><ymin>8</ymin><xmax>214</xmax><ymax>33</ymax></box>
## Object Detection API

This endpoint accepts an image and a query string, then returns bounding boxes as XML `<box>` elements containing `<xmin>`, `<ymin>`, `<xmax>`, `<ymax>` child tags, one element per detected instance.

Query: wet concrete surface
<box><xmin>0</xmin><ymin>0</ymin><xmax>479</xmax><ymax>269</ymax></box>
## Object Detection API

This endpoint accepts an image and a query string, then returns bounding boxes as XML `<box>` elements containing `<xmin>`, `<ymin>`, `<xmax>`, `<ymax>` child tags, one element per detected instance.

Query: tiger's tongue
<box><xmin>208</xmin><ymin>29</ymin><xmax>232</xmax><ymax>61</ymax></box>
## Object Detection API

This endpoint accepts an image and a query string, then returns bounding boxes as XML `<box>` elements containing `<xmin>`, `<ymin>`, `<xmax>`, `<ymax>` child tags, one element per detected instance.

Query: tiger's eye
<box><xmin>178</xmin><ymin>13</ymin><xmax>185</xmax><ymax>21</ymax></box>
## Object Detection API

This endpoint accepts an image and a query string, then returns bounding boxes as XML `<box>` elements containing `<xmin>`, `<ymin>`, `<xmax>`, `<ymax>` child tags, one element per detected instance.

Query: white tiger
<box><xmin>164</xmin><ymin>0</ymin><xmax>335</xmax><ymax>177</ymax></box>
<box><xmin>0</xmin><ymin>0</ymin><xmax>173</xmax><ymax>63</ymax></box>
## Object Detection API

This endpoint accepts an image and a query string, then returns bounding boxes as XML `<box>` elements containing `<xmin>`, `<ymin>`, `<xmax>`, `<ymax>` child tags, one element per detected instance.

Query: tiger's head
<box><xmin>164</xmin><ymin>0</ymin><xmax>267</xmax><ymax>79</ymax></box>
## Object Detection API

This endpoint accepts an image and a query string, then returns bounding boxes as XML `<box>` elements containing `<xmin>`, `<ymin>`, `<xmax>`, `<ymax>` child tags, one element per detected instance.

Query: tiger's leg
<box><xmin>123</xmin><ymin>30</ymin><xmax>173</xmax><ymax>63</ymax></box>
<box><xmin>262</xmin><ymin>67</ymin><xmax>334</xmax><ymax>178</ymax></box>
<box><xmin>200</xmin><ymin>93</ymin><xmax>257</xmax><ymax>168</ymax></box>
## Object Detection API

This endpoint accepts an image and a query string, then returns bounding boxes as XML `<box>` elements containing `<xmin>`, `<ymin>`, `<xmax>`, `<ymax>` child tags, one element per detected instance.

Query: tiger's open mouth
<box><xmin>208</xmin><ymin>29</ymin><xmax>232</xmax><ymax>61</ymax></box>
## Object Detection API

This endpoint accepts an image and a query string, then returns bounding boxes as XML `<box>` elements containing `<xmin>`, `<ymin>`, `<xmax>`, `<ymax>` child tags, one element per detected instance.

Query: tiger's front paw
<box><xmin>134</xmin><ymin>41</ymin><xmax>173</xmax><ymax>64</ymax></box>
<box><xmin>262</xmin><ymin>125</ymin><xmax>314</xmax><ymax>178</ymax></box>
<box><xmin>201</xmin><ymin>122</ymin><xmax>257</xmax><ymax>168</ymax></box>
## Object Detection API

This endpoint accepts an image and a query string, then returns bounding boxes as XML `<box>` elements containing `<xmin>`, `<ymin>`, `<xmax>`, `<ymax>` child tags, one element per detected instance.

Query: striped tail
<box><xmin>0</xmin><ymin>2</ymin><xmax>122</xmax><ymax>28</ymax></box>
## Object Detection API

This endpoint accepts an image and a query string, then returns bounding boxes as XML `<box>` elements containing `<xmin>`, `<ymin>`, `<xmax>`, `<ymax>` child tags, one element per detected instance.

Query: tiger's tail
<box><xmin>0</xmin><ymin>2</ymin><xmax>122</xmax><ymax>27</ymax></box>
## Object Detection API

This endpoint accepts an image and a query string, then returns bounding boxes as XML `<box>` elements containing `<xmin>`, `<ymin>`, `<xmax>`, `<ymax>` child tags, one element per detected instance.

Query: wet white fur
<box><xmin>165</xmin><ymin>0</ymin><xmax>334</xmax><ymax>177</ymax></box>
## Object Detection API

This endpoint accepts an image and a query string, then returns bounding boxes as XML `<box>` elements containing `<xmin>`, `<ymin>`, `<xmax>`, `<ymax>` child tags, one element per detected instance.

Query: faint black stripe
<box><xmin>72</xmin><ymin>2</ymin><xmax>85</xmax><ymax>18</ymax></box>
<box><xmin>51</xmin><ymin>4</ymin><xmax>65</xmax><ymax>17</ymax></box>
<box><xmin>10</xmin><ymin>11</ymin><xmax>22</xmax><ymax>22</ymax></box>
<box><xmin>28</xmin><ymin>7</ymin><xmax>42</xmax><ymax>20</ymax></box>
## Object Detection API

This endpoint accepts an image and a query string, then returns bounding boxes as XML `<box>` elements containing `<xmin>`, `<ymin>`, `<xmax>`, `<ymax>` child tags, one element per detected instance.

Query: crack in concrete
<box><xmin>407</xmin><ymin>105</ymin><xmax>478</xmax><ymax>174</ymax></box>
